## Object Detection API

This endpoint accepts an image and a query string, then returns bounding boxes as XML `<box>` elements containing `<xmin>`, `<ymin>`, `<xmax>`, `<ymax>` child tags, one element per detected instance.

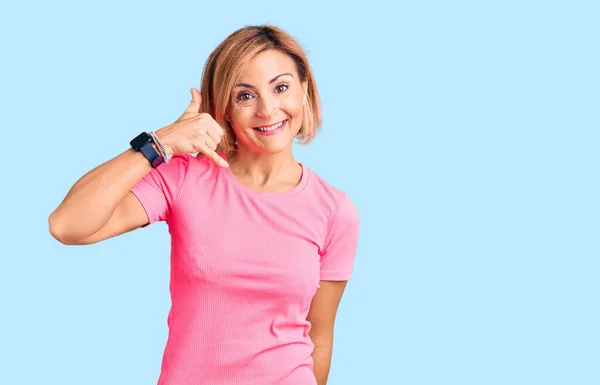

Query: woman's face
<box><xmin>226</xmin><ymin>49</ymin><xmax>306</xmax><ymax>155</ymax></box>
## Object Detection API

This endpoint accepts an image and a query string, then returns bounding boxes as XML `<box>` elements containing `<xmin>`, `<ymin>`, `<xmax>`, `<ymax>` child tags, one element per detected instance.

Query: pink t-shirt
<box><xmin>131</xmin><ymin>153</ymin><xmax>360</xmax><ymax>385</ymax></box>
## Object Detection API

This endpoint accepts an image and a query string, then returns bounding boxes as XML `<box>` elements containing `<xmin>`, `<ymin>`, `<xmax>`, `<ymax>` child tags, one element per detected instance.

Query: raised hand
<box><xmin>156</xmin><ymin>88</ymin><xmax>229</xmax><ymax>167</ymax></box>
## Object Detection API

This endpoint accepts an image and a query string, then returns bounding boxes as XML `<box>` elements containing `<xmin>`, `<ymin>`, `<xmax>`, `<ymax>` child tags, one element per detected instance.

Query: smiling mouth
<box><xmin>252</xmin><ymin>119</ymin><xmax>287</xmax><ymax>132</ymax></box>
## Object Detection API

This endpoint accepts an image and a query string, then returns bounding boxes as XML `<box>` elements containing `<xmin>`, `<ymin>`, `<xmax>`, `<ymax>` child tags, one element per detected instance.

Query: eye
<box><xmin>237</xmin><ymin>91</ymin><xmax>254</xmax><ymax>101</ymax></box>
<box><xmin>275</xmin><ymin>83</ymin><xmax>289</xmax><ymax>93</ymax></box>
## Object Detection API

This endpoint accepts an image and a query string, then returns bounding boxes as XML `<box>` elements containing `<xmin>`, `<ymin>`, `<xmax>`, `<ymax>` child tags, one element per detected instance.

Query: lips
<box><xmin>253</xmin><ymin>119</ymin><xmax>288</xmax><ymax>135</ymax></box>
<box><xmin>252</xmin><ymin>119</ymin><xmax>287</xmax><ymax>132</ymax></box>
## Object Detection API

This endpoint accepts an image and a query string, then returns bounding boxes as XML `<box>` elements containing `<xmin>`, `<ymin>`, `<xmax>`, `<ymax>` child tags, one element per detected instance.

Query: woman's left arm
<box><xmin>307</xmin><ymin>280</ymin><xmax>348</xmax><ymax>385</ymax></box>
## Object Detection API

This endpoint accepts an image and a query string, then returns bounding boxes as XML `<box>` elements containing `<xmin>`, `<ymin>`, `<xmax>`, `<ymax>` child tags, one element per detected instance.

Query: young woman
<box><xmin>49</xmin><ymin>25</ymin><xmax>360</xmax><ymax>385</ymax></box>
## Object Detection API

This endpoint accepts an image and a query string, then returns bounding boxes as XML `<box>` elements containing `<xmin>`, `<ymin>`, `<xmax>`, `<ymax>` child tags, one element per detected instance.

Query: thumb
<box><xmin>184</xmin><ymin>87</ymin><xmax>202</xmax><ymax>113</ymax></box>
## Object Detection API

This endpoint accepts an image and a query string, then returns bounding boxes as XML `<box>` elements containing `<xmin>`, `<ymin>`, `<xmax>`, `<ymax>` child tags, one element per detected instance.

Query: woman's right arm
<box><xmin>48</xmin><ymin>88</ymin><xmax>227</xmax><ymax>245</ymax></box>
<box><xmin>48</xmin><ymin>148</ymin><xmax>155</xmax><ymax>245</ymax></box>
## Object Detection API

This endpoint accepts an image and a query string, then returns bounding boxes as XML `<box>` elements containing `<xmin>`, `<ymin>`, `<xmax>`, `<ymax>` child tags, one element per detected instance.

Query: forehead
<box><xmin>239</xmin><ymin>49</ymin><xmax>298</xmax><ymax>81</ymax></box>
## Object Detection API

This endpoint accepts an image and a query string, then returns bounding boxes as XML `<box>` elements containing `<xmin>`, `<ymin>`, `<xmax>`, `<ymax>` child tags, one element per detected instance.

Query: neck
<box><xmin>226</xmin><ymin>146</ymin><xmax>301</xmax><ymax>190</ymax></box>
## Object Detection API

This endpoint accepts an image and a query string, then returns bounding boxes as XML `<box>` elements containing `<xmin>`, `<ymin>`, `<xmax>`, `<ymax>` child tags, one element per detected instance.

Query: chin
<box><xmin>256</xmin><ymin>141</ymin><xmax>293</xmax><ymax>154</ymax></box>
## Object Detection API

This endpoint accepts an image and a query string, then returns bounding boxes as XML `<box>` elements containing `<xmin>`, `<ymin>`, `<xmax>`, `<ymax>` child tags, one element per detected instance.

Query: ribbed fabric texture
<box><xmin>130</xmin><ymin>153</ymin><xmax>360</xmax><ymax>385</ymax></box>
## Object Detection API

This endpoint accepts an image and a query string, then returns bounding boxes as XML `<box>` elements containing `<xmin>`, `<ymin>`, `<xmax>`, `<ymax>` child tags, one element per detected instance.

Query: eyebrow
<box><xmin>234</xmin><ymin>73</ymin><xmax>293</xmax><ymax>89</ymax></box>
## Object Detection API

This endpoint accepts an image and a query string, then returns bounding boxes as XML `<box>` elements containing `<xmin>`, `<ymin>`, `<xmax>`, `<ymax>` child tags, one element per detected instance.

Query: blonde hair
<box><xmin>199</xmin><ymin>25</ymin><xmax>322</xmax><ymax>154</ymax></box>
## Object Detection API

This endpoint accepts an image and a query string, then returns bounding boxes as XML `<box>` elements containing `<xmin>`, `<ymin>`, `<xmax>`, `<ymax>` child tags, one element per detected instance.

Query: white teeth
<box><xmin>256</xmin><ymin>120</ymin><xmax>285</xmax><ymax>132</ymax></box>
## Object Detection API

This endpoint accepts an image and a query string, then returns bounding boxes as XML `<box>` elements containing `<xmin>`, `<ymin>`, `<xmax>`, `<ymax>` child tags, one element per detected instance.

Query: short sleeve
<box><xmin>130</xmin><ymin>154</ymin><xmax>192</xmax><ymax>226</ymax></box>
<box><xmin>319</xmin><ymin>194</ymin><xmax>360</xmax><ymax>281</ymax></box>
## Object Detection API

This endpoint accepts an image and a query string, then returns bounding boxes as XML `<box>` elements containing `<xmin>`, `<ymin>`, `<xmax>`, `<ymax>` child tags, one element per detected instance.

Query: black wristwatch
<box><xmin>130</xmin><ymin>132</ymin><xmax>164</xmax><ymax>168</ymax></box>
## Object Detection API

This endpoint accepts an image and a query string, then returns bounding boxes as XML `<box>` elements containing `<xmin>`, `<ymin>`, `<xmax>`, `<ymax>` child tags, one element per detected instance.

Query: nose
<box><xmin>255</xmin><ymin>94</ymin><xmax>278</xmax><ymax>119</ymax></box>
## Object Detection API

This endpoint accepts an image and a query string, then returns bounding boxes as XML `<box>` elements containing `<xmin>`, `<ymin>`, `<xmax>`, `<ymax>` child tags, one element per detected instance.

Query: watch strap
<box><xmin>130</xmin><ymin>132</ymin><xmax>164</xmax><ymax>168</ymax></box>
<box><xmin>139</xmin><ymin>141</ymin><xmax>164</xmax><ymax>168</ymax></box>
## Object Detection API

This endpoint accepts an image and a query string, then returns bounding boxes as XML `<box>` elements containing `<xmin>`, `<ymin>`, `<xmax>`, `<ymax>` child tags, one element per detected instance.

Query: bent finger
<box><xmin>202</xmin><ymin>136</ymin><xmax>218</xmax><ymax>151</ymax></box>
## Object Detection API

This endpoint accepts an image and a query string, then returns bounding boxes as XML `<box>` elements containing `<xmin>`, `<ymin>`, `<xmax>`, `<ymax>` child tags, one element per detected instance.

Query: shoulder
<box><xmin>135</xmin><ymin>153</ymin><xmax>194</xmax><ymax>190</ymax></box>
<box><xmin>154</xmin><ymin>153</ymin><xmax>195</xmax><ymax>175</ymax></box>
<box><xmin>139</xmin><ymin>153</ymin><xmax>219</xmax><ymax>192</ymax></box>
<box><xmin>304</xmin><ymin>166</ymin><xmax>359</xmax><ymax>223</ymax></box>
<box><xmin>186</xmin><ymin>153</ymin><xmax>228</xmax><ymax>181</ymax></box>
<box><xmin>163</xmin><ymin>153</ymin><xmax>220</xmax><ymax>178</ymax></box>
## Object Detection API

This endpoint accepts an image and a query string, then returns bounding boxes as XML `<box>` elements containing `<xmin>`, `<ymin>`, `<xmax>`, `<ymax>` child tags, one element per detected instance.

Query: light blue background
<box><xmin>1</xmin><ymin>1</ymin><xmax>598</xmax><ymax>384</ymax></box>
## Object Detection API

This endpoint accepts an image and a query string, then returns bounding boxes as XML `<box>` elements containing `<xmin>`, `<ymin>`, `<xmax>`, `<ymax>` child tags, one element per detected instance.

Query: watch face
<box><xmin>130</xmin><ymin>132</ymin><xmax>151</xmax><ymax>150</ymax></box>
